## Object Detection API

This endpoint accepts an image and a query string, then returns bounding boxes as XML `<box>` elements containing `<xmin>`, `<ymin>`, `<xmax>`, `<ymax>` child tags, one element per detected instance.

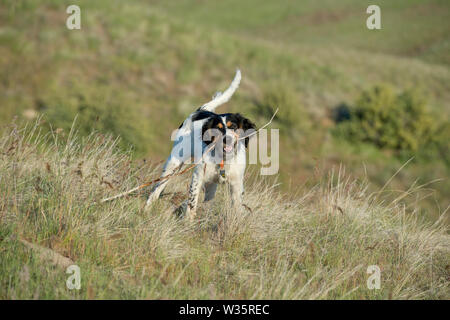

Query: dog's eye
<box><xmin>226</xmin><ymin>121</ymin><xmax>237</xmax><ymax>129</ymax></box>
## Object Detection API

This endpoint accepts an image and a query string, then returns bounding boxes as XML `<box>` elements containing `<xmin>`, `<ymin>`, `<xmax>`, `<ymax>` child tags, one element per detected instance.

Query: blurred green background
<box><xmin>1</xmin><ymin>0</ymin><xmax>449</xmax><ymax>222</ymax></box>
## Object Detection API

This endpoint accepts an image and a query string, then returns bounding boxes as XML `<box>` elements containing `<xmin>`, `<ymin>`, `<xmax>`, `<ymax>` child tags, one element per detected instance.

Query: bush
<box><xmin>334</xmin><ymin>85</ymin><xmax>439</xmax><ymax>154</ymax></box>
<box><xmin>254</xmin><ymin>84</ymin><xmax>308</xmax><ymax>130</ymax></box>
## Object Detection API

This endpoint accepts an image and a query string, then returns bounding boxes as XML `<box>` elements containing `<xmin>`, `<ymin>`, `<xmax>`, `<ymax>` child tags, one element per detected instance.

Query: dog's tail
<box><xmin>198</xmin><ymin>69</ymin><xmax>241</xmax><ymax>112</ymax></box>
<box><xmin>176</xmin><ymin>69</ymin><xmax>241</xmax><ymax>137</ymax></box>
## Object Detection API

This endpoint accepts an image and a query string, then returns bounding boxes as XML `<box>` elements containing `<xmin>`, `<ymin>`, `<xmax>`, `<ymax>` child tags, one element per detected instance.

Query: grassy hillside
<box><xmin>0</xmin><ymin>0</ymin><xmax>449</xmax><ymax>299</ymax></box>
<box><xmin>1</xmin><ymin>0</ymin><xmax>449</xmax><ymax>223</ymax></box>
<box><xmin>153</xmin><ymin>0</ymin><xmax>450</xmax><ymax>66</ymax></box>
<box><xmin>0</xmin><ymin>123</ymin><xmax>448</xmax><ymax>299</ymax></box>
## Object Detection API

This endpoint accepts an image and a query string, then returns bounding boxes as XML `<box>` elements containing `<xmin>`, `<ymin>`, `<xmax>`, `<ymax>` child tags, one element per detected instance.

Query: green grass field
<box><xmin>0</xmin><ymin>0</ymin><xmax>449</xmax><ymax>299</ymax></box>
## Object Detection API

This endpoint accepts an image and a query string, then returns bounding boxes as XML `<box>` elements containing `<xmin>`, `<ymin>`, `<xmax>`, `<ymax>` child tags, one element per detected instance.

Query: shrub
<box><xmin>334</xmin><ymin>85</ymin><xmax>439</xmax><ymax>154</ymax></box>
<box><xmin>254</xmin><ymin>84</ymin><xmax>308</xmax><ymax>130</ymax></box>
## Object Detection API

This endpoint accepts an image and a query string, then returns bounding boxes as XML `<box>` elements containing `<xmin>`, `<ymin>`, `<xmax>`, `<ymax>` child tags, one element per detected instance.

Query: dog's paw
<box><xmin>144</xmin><ymin>199</ymin><xmax>154</xmax><ymax>212</ymax></box>
<box><xmin>184</xmin><ymin>202</ymin><xmax>197</xmax><ymax>221</ymax></box>
<box><xmin>174</xmin><ymin>201</ymin><xmax>187</xmax><ymax>218</ymax></box>
<box><xmin>186</xmin><ymin>207</ymin><xmax>197</xmax><ymax>221</ymax></box>
<box><xmin>145</xmin><ymin>193</ymin><xmax>159</xmax><ymax>208</ymax></box>
<box><xmin>174</xmin><ymin>201</ymin><xmax>197</xmax><ymax>221</ymax></box>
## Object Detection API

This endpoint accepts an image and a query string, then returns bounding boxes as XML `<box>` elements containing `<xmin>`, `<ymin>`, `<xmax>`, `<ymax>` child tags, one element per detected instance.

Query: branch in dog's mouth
<box><xmin>238</xmin><ymin>107</ymin><xmax>279</xmax><ymax>141</ymax></box>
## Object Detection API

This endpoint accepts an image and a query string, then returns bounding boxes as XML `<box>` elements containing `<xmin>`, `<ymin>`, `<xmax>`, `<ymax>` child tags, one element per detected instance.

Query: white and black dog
<box><xmin>145</xmin><ymin>70</ymin><xmax>256</xmax><ymax>220</ymax></box>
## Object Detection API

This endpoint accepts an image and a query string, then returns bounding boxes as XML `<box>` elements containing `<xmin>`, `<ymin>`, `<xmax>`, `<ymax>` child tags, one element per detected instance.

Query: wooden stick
<box><xmin>238</xmin><ymin>107</ymin><xmax>278</xmax><ymax>141</ymax></box>
<box><xmin>99</xmin><ymin>142</ymin><xmax>217</xmax><ymax>203</ymax></box>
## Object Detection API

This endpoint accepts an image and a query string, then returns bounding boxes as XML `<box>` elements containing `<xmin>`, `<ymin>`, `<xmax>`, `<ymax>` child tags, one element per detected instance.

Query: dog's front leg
<box><xmin>185</xmin><ymin>163</ymin><xmax>206</xmax><ymax>221</ymax></box>
<box><xmin>227</xmin><ymin>163</ymin><xmax>245</xmax><ymax>210</ymax></box>
<box><xmin>145</xmin><ymin>155</ymin><xmax>183</xmax><ymax>209</ymax></box>
<box><xmin>229</xmin><ymin>178</ymin><xmax>243</xmax><ymax>210</ymax></box>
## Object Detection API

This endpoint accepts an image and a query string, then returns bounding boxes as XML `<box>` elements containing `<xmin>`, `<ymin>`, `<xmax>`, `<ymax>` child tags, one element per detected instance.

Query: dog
<box><xmin>145</xmin><ymin>69</ymin><xmax>256</xmax><ymax>220</ymax></box>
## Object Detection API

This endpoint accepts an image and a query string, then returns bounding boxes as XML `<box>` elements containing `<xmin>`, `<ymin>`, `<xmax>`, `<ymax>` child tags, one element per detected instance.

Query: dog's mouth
<box><xmin>223</xmin><ymin>145</ymin><xmax>233</xmax><ymax>153</ymax></box>
<box><xmin>222</xmin><ymin>133</ymin><xmax>237</xmax><ymax>155</ymax></box>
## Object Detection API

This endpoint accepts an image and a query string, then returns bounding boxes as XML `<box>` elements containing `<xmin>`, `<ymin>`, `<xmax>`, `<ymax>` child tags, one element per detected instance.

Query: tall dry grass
<box><xmin>0</xmin><ymin>120</ymin><xmax>448</xmax><ymax>299</ymax></box>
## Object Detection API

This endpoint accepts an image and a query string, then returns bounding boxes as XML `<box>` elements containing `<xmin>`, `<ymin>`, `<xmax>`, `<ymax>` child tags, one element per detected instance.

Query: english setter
<box><xmin>145</xmin><ymin>70</ymin><xmax>256</xmax><ymax>220</ymax></box>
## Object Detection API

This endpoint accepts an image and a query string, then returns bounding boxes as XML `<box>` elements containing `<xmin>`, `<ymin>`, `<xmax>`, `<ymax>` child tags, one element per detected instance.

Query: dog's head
<box><xmin>202</xmin><ymin>112</ymin><xmax>256</xmax><ymax>159</ymax></box>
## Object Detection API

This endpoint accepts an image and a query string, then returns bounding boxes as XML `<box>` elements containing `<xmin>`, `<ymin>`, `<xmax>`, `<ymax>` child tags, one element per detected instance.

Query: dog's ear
<box><xmin>235</xmin><ymin>113</ymin><xmax>256</xmax><ymax>148</ymax></box>
<box><xmin>202</xmin><ymin>116</ymin><xmax>225</xmax><ymax>145</ymax></box>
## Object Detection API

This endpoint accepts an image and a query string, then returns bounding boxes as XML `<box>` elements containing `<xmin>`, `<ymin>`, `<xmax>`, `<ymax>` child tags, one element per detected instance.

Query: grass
<box><xmin>153</xmin><ymin>0</ymin><xmax>450</xmax><ymax>66</ymax></box>
<box><xmin>0</xmin><ymin>0</ymin><xmax>449</xmax><ymax>224</ymax></box>
<box><xmin>0</xmin><ymin>0</ymin><xmax>449</xmax><ymax>298</ymax></box>
<box><xmin>0</xmin><ymin>121</ymin><xmax>448</xmax><ymax>299</ymax></box>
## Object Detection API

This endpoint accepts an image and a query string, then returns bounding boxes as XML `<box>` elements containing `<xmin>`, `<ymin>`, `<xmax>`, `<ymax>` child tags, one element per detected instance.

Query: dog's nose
<box><xmin>223</xmin><ymin>134</ymin><xmax>234</xmax><ymax>145</ymax></box>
